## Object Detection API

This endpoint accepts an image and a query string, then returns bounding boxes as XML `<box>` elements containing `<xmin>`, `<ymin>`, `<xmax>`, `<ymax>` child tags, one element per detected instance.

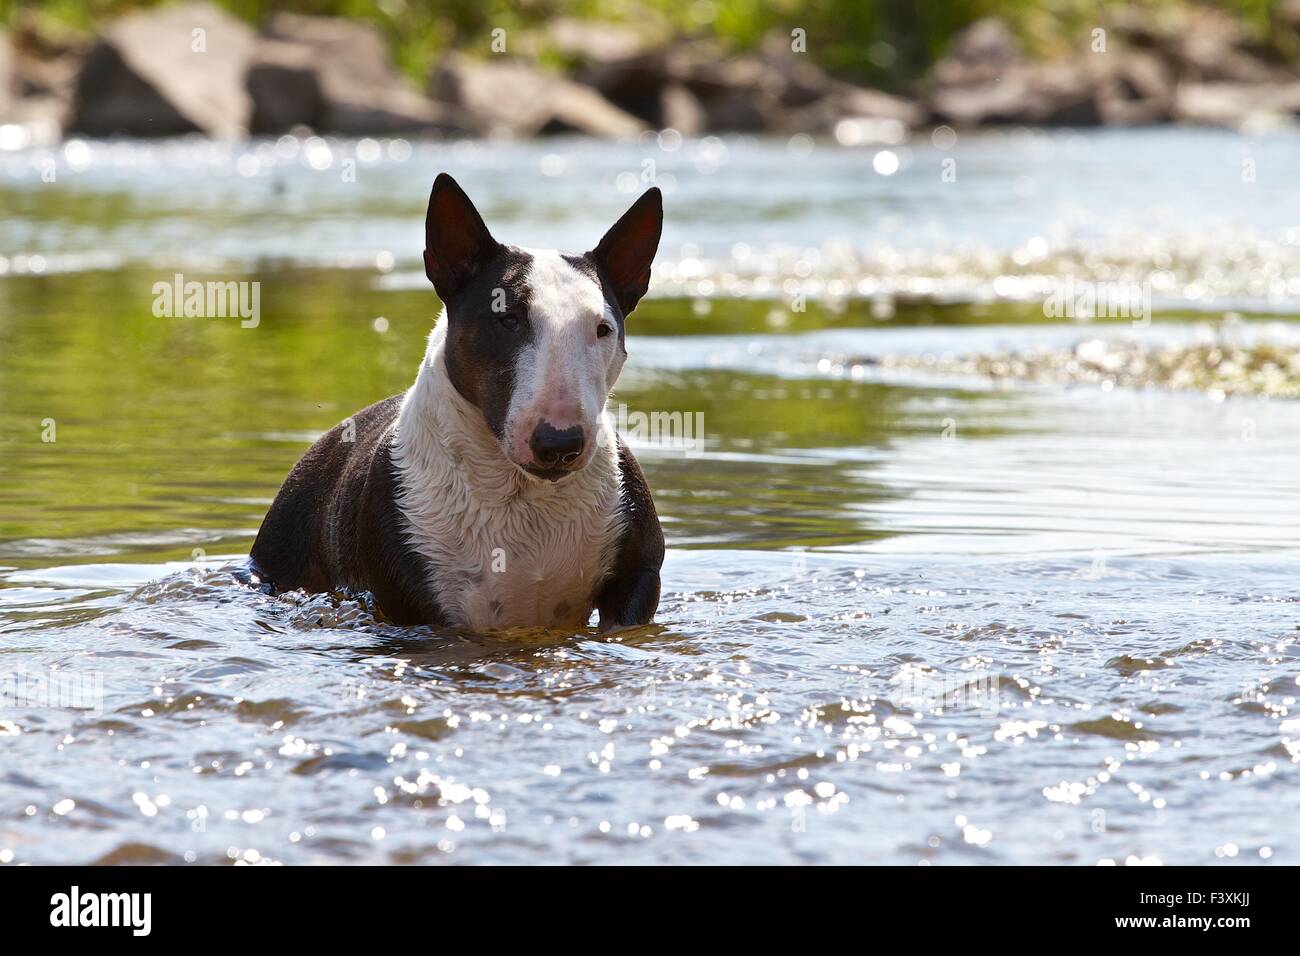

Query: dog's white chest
<box><xmin>439</xmin><ymin>503</ymin><xmax>618</xmax><ymax>630</ymax></box>
<box><xmin>390</xmin><ymin>347</ymin><xmax>624</xmax><ymax>631</ymax></box>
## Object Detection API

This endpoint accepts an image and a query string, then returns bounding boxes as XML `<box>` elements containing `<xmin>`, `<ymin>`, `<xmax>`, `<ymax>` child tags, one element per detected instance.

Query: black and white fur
<box><xmin>250</xmin><ymin>174</ymin><xmax>664</xmax><ymax>632</ymax></box>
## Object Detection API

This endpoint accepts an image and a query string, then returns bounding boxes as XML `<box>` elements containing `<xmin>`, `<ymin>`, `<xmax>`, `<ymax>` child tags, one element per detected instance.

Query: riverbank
<box><xmin>4</xmin><ymin>2</ymin><xmax>1300</xmax><ymax>146</ymax></box>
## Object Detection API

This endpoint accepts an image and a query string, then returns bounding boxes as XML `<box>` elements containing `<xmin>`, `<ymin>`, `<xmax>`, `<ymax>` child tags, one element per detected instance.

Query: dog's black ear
<box><xmin>591</xmin><ymin>187</ymin><xmax>662</xmax><ymax>316</ymax></box>
<box><xmin>424</xmin><ymin>173</ymin><xmax>499</xmax><ymax>300</ymax></box>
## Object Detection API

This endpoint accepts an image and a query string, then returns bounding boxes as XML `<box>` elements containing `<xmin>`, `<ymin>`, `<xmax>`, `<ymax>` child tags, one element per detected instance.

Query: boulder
<box><xmin>683</xmin><ymin>53</ymin><xmax>772</xmax><ymax>130</ymax></box>
<box><xmin>659</xmin><ymin>82</ymin><xmax>707</xmax><ymax>136</ymax></box>
<box><xmin>0</xmin><ymin>32</ymin><xmax>13</xmax><ymax>117</ymax></box>
<box><xmin>928</xmin><ymin>18</ymin><xmax>1178</xmax><ymax>128</ymax></box>
<box><xmin>771</xmin><ymin>82</ymin><xmax>922</xmax><ymax>138</ymax></box>
<box><xmin>576</xmin><ymin>49</ymin><xmax>679</xmax><ymax>126</ymax></box>
<box><xmin>756</xmin><ymin>34</ymin><xmax>924</xmax><ymax>134</ymax></box>
<box><xmin>578</xmin><ymin>35</ymin><xmax>921</xmax><ymax>135</ymax></box>
<box><xmin>930</xmin><ymin>60</ymin><xmax>1103</xmax><ymax>127</ymax></box>
<box><xmin>0</xmin><ymin>93</ymin><xmax>65</xmax><ymax>144</ymax></box>
<box><xmin>246</xmin><ymin>38</ymin><xmax>322</xmax><ymax>133</ymax></box>
<box><xmin>1160</xmin><ymin>9</ymin><xmax>1280</xmax><ymax>84</ymax></box>
<box><xmin>547</xmin><ymin>18</ymin><xmax>652</xmax><ymax>66</ymax></box>
<box><xmin>757</xmin><ymin>30</ymin><xmax>840</xmax><ymax>108</ymax></box>
<box><xmin>260</xmin><ymin>14</ymin><xmax>454</xmax><ymax>134</ymax></box>
<box><xmin>1108</xmin><ymin>6</ymin><xmax>1292</xmax><ymax>85</ymax></box>
<box><xmin>430</xmin><ymin>52</ymin><xmax>645</xmax><ymax>138</ymax></box>
<box><xmin>928</xmin><ymin>19</ymin><xmax>1096</xmax><ymax>127</ymax></box>
<box><xmin>1281</xmin><ymin>0</ymin><xmax>1300</xmax><ymax>36</ymax></box>
<box><xmin>933</xmin><ymin>17</ymin><xmax>1021</xmax><ymax>87</ymax></box>
<box><xmin>68</xmin><ymin>2</ymin><xmax>254</xmax><ymax>137</ymax></box>
<box><xmin>1095</xmin><ymin>51</ymin><xmax>1175</xmax><ymax>125</ymax></box>
<box><xmin>1174</xmin><ymin>80</ymin><xmax>1300</xmax><ymax>128</ymax></box>
<box><xmin>0</xmin><ymin>28</ymin><xmax>75</xmax><ymax>143</ymax></box>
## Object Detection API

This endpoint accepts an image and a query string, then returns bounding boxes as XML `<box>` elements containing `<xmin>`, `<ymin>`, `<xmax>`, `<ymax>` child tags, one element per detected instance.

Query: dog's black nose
<box><xmin>530</xmin><ymin>423</ymin><xmax>585</xmax><ymax>468</ymax></box>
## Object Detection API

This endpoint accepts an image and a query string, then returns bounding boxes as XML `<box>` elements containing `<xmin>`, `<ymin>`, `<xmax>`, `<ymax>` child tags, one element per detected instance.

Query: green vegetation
<box><xmin>0</xmin><ymin>0</ymin><xmax>1287</xmax><ymax>92</ymax></box>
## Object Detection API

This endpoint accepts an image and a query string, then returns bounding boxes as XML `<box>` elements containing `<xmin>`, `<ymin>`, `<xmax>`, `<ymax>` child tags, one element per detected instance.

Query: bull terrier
<box><xmin>250</xmin><ymin>173</ymin><xmax>664</xmax><ymax>632</ymax></box>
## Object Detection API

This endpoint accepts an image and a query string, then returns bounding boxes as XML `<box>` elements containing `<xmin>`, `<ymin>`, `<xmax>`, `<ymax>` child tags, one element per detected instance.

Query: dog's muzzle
<box><xmin>525</xmin><ymin>423</ymin><xmax>586</xmax><ymax>480</ymax></box>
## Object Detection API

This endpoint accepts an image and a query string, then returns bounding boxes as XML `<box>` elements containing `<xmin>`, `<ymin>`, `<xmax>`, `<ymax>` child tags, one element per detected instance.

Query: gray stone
<box><xmin>0</xmin><ymin>32</ymin><xmax>13</xmax><ymax>115</ymax></box>
<box><xmin>246</xmin><ymin>38</ymin><xmax>321</xmax><ymax>133</ymax></box>
<box><xmin>659</xmin><ymin>82</ymin><xmax>706</xmax><ymax>136</ymax></box>
<box><xmin>68</xmin><ymin>2</ymin><xmax>255</xmax><ymax>137</ymax></box>
<box><xmin>931</xmin><ymin>60</ymin><xmax>1102</xmax><ymax>127</ymax></box>
<box><xmin>1095</xmin><ymin>51</ymin><xmax>1175</xmax><ymax>126</ymax></box>
<box><xmin>261</xmin><ymin>14</ymin><xmax>455</xmax><ymax>134</ymax></box>
<box><xmin>579</xmin><ymin>33</ymin><xmax>922</xmax><ymax>135</ymax></box>
<box><xmin>431</xmin><ymin>52</ymin><xmax>644</xmax><ymax>138</ymax></box>
<box><xmin>933</xmin><ymin>18</ymin><xmax>1022</xmax><ymax>87</ymax></box>
<box><xmin>1174</xmin><ymin>80</ymin><xmax>1300</xmax><ymax>128</ymax></box>
<box><xmin>547</xmin><ymin>18</ymin><xmax>651</xmax><ymax>65</ymax></box>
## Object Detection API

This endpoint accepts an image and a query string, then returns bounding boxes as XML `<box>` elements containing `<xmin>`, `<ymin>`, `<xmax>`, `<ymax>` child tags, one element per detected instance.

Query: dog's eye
<box><xmin>498</xmin><ymin>312</ymin><xmax>521</xmax><ymax>331</ymax></box>
<box><xmin>596</xmin><ymin>323</ymin><xmax>613</xmax><ymax>339</ymax></box>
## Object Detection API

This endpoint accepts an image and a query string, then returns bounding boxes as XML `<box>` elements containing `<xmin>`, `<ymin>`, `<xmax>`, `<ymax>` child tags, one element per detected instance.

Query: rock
<box><xmin>547</xmin><ymin>18</ymin><xmax>652</xmax><ymax>65</ymax></box>
<box><xmin>4</xmin><ymin>15</ymin><xmax>83</xmax><ymax>107</ymax></box>
<box><xmin>756</xmin><ymin>33</ymin><xmax>924</xmax><ymax>134</ymax></box>
<box><xmin>1173</xmin><ymin>80</ymin><xmax>1300</xmax><ymax>129</ymax></box>
<box><xmin>659</xmin><ymin>82</ymin><xmax>707</xmax><ymax>136</ymax></box>
<box><xmin>759</xmin><ymin>37</ymin><xmax>925</xmax><ymax>135</ymax></box>
<box><xmin>537</xmin><ymin>80</ymin><xmax>648</xmax><ymax>137</ymax></box>
<box><xmin>757</xmin><ymin>31</ymin><xmax>839</xmax><ymax>108</ymax></box>
<box><xmin>577</xmin><ymin>35</ymin><xmax>921</xmax><ymax>135</ymax></box>
<box><xmin>0</xmin><ymin>94</ymin><xmax>64</xmax><ymax>144</ymax></box>
<box><xmin>1095</xmin><ymin>51</ymin><xmax>1175</xmax><ymax>125</ymax></box>
<box><xmin>430</xmin><ymin>52</ymin><xmax>645</xmax><ymax>138</ymax></box>
<box><xmin>246</xmin><ymin>39</ymin><xmax>321</xmax><ymax>134</ymax></box>
<box><xmin>775</xmin><ymin>84</ymin><xmax>921</xmax><ymax>138</ymax></box>
<box><xmin>0</xmin><ymin>32</ymin><xmax>14</xmax><ymax>116</ymax></box>
<box><xmin>1160</xmin><ymin>9</ymin><xmax>1279</xmax><ymax>84</ymax></box>
<box><xmin>261</xmin><ymin>14</ymin><xmax>453</xmax><ymax>134</ymax></box>
<box><xmin>13</xmin><ymin>49</ymin><xmax>80</xmax><ymax>102</ymax></box>
<box><xmin>931</xmin><ymin>20</ymin><xmax>1291</xmax><ymax>130</ymax></box>
<box><xmin>1110</xmin><ymin>6</ymin><xmax>1290</xmax><ymax>85</ymax></box>
<box><xmin>575</xmin><ymin>49</ymin><xmax>682</xmax><ymax>127</ymax></box>
<box><xmin>934</xmin><ymin>18</ymin><xmax>1021</xmax><ymax>87</ymax></box>
<box><xmin>688</xmin><ymin>58</ymin><xmax>771</xmax><ymax>131</ymax></box>
<box><xmin>575</xmin><ymin>40</ymin><xmax>770</xmax><ymax>129</ymax></box>
<box><xmin>928</xmin><ymin>17</ymin><xmax>1177</xmax><ymax>128</ymax></box>
<box><xmin>68</xmin><ymin>2</ymin><xmax>255</xmax><ymax>137</ymax></box>
<box><xmin>928</xmin><ymin>18</ymin><xmax>1101</xmax><ymax>127</ymax></box>
<box><xmin>0</xmin><ymin>29</ymin><xmax>73</xmax><ymax>143</ymax></box>
<box><xmin>931</xmin><ymin>60</ymin><xmax>1103</xmax><ymax>127</ymax></box>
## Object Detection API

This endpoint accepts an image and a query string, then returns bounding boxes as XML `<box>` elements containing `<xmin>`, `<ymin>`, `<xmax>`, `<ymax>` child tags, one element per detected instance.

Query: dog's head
<box><xmin>423</xmin><ymin>173</ymin><xmax>662</xmax><ymax>481</ymax></box>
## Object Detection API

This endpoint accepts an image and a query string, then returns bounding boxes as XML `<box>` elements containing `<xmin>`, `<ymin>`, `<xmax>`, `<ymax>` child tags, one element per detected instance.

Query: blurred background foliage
<box><xmin>0</xmin><ymin>0</ymin><xmax>1289</xmax><ymax>91</ymax></box>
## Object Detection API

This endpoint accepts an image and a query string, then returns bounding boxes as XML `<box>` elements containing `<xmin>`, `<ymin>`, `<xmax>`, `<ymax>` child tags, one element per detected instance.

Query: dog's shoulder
<box><xmin>591</xmin><ymin>435</ymin><xmax>664</xmax><ymax>630</ymax></box>
<box><xmin>353</xmin><ymin>417</ymin><xmax>447</xmax><ymax>627</ymax></box>
<box><xmin>250</xmin><ymin>394</ymin><xmax>402</xmax><ymax>591</ymax></box>
<box><xmin>610</xmin><ymin>434</ymin><xmax>663</xmax><ymax>567</ymax></box>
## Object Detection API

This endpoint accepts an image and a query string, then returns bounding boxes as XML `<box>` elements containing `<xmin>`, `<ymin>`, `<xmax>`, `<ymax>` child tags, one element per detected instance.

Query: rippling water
<box><xmin>3</xmin><ymin>127</ymin><xmax>1300</xmax><ymax>308</ymax></box>
<box><xmin>2</xmin><ymin>130</ymin><xmax>1299</xmax><ymax>864</ymax></box>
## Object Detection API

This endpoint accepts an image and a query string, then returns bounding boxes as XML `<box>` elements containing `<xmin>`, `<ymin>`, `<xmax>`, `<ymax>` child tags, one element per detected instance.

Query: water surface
<box><xmin>2</xmin><ymin>130</ymin><xmax>1299</xmax><ymax>864</ymax></box>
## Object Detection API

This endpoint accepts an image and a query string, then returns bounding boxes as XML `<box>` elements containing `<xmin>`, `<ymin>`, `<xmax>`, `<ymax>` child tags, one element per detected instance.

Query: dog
<box><xmin>249</xmin><ymin>173</ymin><xmax>664</xmax><ymax>633</ymax></box>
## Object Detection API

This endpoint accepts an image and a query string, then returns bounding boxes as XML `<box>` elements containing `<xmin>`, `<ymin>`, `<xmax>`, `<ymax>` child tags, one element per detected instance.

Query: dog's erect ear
<box><xmin>424</xmin><ymin>173</ymin><xmax>500</xmax><ymax>300</ymax></box>
<box><xmin>591</xmin><ymin>187</ymin><xmax>662</xmax><ymax>316</ymax></box>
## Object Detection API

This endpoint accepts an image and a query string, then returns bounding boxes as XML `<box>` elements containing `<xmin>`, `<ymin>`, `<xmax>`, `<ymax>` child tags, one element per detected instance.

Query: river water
<box><xmin>1</xmin><ymin>128</ymin><xmax>1298</xmax><ymax>864</ymax></box>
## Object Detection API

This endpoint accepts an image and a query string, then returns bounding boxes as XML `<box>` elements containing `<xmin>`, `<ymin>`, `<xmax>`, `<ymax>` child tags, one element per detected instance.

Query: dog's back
<box><xmin>250</xmin><ymin>394</ymin><xmax>446</xmax><ymax>625</ymax></box>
